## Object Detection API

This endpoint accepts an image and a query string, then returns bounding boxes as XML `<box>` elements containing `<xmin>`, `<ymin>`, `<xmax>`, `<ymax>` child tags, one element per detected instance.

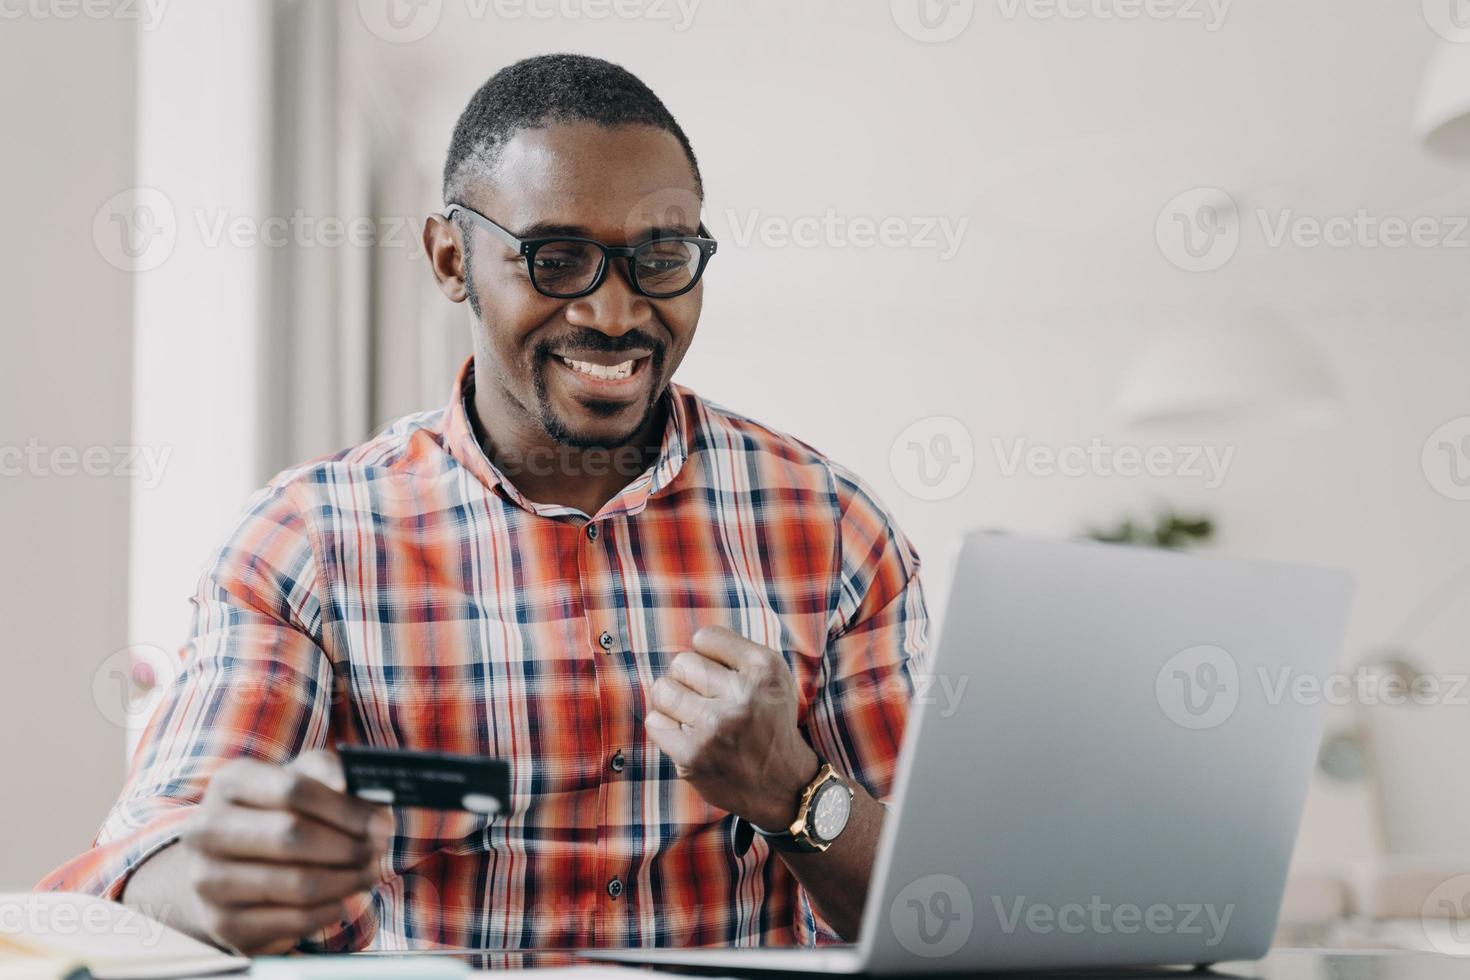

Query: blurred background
<box><xmin>1</xmin><ymin>0</ymin><xmax>1468</xmax><ymax>944</ymax></box>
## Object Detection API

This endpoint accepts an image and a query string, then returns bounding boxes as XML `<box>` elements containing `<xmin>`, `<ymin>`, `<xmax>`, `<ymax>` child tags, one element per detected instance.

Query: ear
<box><xmin>423</xmin><ymin>213</ymin><xmax>468</xmax><ymax>303</ymax></box>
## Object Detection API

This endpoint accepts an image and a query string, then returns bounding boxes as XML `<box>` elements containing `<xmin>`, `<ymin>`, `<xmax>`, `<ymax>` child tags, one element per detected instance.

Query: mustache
<box><xmin>534</xmin><ymin>328</ymin><xmax>665</xmax><ymax>358</ymax></box>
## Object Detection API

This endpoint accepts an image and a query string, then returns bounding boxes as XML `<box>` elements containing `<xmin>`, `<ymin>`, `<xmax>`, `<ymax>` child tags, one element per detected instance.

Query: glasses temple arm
<box><xmin>444</xmin><ymin>204</ymin><xmax>524</xmax><ymax>252</ymax></box>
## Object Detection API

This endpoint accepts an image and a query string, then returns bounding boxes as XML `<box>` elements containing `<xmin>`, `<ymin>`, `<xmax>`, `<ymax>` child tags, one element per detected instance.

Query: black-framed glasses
<box><xmin>445</xmin><ymin>203</ymin><xmax>717</xmax><ymax>300</ymax></box>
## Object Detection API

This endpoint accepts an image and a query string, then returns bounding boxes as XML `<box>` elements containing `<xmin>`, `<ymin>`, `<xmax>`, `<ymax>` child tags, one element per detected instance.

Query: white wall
<box><xmin>345</xmin><ymin>0</ymin><xmax>1470</xmax><ymax>870</ymax></box>
<box><xmin>0</xmin><ymin>13</ymin><xmax>137</xmax><ymax>888</ymax></box>
<box><xmin>129</xmin><ymin>2</ymin><xmax>274</xmax><ymax>697</ymax></box>
<box><xmin>0</xmin><ymin>1</ymin><xmax>284</xmax><ymax>886</ymax></box>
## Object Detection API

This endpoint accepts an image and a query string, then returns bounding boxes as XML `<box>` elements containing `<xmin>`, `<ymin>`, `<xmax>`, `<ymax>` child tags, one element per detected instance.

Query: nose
<box><xmin>563</xmin><ymin>257</ymin><xmax>654</xmax><ymax>337</ymax></box>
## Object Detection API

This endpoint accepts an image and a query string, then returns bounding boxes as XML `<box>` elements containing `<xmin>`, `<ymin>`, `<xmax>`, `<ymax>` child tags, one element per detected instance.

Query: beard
<box><xmin>526</xmin><ymin>331</ymin><xmax>668</xmax><ymax>450</ymax></box>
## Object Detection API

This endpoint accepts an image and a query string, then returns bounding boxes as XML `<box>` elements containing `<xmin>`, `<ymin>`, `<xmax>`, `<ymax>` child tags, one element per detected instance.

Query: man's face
<box><xmin>457</xmin><ymin>122</ymin><xmax>704</xmax><ymax>450</ymax></box>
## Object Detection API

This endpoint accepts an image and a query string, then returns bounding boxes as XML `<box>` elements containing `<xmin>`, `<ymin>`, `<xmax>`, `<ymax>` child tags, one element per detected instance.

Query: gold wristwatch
<box><xmin>753</xmin><ymin>760</ymin><xmax>854</xmax><ymax>853</ymax></box>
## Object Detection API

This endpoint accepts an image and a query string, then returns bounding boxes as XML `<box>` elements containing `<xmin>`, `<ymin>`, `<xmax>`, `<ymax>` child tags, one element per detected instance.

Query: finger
<box><xmin>645</xmin><ymin>711</ymin><xmax>697</xmax><ymax>768</ymax></box>
<box><xmin>668</xmin><ymin>649</ymin><xmax>739</xmax><ymax>698</ymax></box>
<box><xmin>194</xmin><ymin>859</ymin><xmax>381</xmax><ymax>908</ymax></box>
<box><xmin>208</xmin><ymin>899</ymin><xmax>350</xmax><ymax>956</ymax></box>
<box><xmin>288</xmin><ymin>751</ymin><xmax>396</xmax><ymax>847</ymax></box>
<box><xmin>287</xmin><ymin>748</ymin><xmax>347</xmax><ymax>792</ymax></box>
<box><xmin>651</xmin><ymin>676</ymin><xmax>718</xmax><ymax>727</ymax></box>
<box><xmin>188</xmin><ymin>805</ymin><xmax>379</xmax><ymax>867</ymax></box>
<box><xmin>691</xmin><ymin>625</ymin><xmax>769</xmax><ymax>672</ymax></box>
<box><xmin>284</xmin><ymin>750</ymin><xmax>394</xmax><ymax>842</ymax></box>
<box><xmin>213</xmin><ymin>757</ymin><xmax>392</xmax><ymax>845</ymax></box>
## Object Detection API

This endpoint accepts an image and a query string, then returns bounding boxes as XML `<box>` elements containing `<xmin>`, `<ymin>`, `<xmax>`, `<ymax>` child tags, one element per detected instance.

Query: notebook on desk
<box><xmin>0</xmin><ymin>892</ymin><xmax>247</xmax><ymax>979</ymax></box>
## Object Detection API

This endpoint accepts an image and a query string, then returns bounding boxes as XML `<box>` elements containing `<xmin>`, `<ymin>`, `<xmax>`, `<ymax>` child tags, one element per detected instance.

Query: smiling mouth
<box><xmin>557</xmin><ymin>355</ymin><xmax>640</xmax><ymax>381</ymax></box>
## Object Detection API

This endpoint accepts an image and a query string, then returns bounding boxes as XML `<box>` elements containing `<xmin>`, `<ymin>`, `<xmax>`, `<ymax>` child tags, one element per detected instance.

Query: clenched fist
<box><xmin>645</xmin><ymin>625</ymin><xmax>820</xmax><ymax>831</ymax></box>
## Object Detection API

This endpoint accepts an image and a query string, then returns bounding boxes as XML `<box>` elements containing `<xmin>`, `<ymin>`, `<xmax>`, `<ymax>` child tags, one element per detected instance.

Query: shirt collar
<box><xmin>443</xmin><ymin>356</ymin><xmax>692</xmax><ymax>520</ymax></box>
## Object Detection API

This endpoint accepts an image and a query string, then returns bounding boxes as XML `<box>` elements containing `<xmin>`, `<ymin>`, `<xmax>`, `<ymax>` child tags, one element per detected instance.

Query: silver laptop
<box><xmin>585</xmin><ymin>531</ymin><xmax>1354</xmax><ymax>975</ymax></box>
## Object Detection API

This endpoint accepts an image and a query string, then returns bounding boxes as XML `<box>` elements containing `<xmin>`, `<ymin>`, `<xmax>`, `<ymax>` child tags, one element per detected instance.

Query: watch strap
<box><xmin>753</xmin><ymin>817</ymin><xmax>823</xmax><ymax>853</ymax></box>
<box><xmin>751</xmin><ymin>759</ymin><xmax>842</xmax><ymax>853</ymax></box>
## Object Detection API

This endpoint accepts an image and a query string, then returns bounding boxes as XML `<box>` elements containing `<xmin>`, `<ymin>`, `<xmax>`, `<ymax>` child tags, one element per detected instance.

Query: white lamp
<box><xmin>1417</xmin><ymin>39</ymin><xmax>1470</xmax><ymax>162</ymax></box>
<box><xmin>1115</xmin><ymin>314</ymin><xmax>1338</xmax><ymax>431</ymax></box>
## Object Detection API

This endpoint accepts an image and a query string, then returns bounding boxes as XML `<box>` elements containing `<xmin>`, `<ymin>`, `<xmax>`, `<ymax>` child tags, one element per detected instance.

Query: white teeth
<box><xmin>561</xmin><ymin>357</ymin><xmax>635</xmax><ymax>380</ymax></box>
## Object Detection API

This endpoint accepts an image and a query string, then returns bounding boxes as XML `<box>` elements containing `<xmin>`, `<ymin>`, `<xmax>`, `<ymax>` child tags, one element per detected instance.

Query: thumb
<box><xmin>645</xmin><ymin>710</ymin><xmax>696</xmax><ymax>770</ymax></box>
<box><xmin>287</xmin><ymin>747</ymin><xmax>348</xmax><ymax>793</ymax></box>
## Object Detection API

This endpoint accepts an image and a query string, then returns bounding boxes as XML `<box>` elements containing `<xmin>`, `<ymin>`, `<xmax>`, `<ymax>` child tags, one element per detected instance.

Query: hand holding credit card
<box><xmin>338</xmin><ymin>744</ymin><xmax>510</xmax><ymax>815</ymax></box>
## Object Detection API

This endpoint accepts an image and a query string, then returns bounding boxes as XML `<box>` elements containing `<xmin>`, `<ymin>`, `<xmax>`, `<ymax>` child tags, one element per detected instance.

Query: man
<box><xmin>41</xmin><ymin>54</ymin><xmax>927</xmax><ymax>955</ymax></box>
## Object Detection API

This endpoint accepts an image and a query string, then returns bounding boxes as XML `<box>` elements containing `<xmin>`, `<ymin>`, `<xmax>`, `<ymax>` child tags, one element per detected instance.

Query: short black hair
<box><xmin>442</xmin><ymin>53</ymin><xmax>703</xmax><ymax>205</ymax></box>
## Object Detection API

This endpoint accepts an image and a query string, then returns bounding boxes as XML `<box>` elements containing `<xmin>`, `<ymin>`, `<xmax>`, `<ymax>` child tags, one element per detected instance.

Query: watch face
<box><xmin>809</xmin><ymin>780</ymin><xmax>852</xmax><ymax>842</ymax></box>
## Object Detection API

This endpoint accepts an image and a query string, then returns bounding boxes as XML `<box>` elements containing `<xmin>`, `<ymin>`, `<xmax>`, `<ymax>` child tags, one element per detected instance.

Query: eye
<box><xmin>635</xmin><ymin>241</ymin><xmax>699</xmax><ymax>284</ymax></box>
<box><xmin>534</xmin><ymin>251</ymin><xmax>582</xmax><ymax>270</ymax></box>
<box><xmin>529</xmin><ymin>242</ymin><xmax>600</xmax><ymax>288</ymax></box>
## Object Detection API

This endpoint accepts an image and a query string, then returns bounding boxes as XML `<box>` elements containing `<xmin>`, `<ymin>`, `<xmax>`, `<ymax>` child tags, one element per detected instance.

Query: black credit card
<box><xmin>338</xmin><ymin>744</ymin><xmax>510</xmax><ymax>815</ymax></box>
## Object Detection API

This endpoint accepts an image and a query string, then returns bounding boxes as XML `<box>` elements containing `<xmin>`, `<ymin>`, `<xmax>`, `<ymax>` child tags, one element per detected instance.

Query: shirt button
<box><xmin>586</xmin><ymin>523</ymin><xmax>599</xmax><ymax>541</ymax></box>
<box><xmin>607</xmin><ymin>877</ymin><xmax>623</xmax><ymax>899</ymax></box>
<box><xmin>598</xmin><ymin>631</ymin><xmax>615</xmax><ymax>651</ymax></box>
<box><xmin>610</xmin><ymin>751</ymin><xmax>625</xmax><ymax>773</ymax></box>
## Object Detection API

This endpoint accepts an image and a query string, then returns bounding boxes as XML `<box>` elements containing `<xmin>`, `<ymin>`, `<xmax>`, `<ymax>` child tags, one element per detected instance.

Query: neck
<box><xmin>470</xmin><ymin>367</ymin><xmax>667</xmax><ymax>517</ymax></box>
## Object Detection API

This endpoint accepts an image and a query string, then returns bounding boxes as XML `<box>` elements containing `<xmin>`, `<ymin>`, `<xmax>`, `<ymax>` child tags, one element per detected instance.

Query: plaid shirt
<box><xmin>39</xmin><ymin>359</ymin><xmax>928</xmax><ymax>951</ymax></box>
